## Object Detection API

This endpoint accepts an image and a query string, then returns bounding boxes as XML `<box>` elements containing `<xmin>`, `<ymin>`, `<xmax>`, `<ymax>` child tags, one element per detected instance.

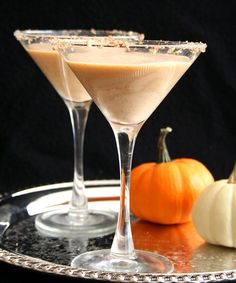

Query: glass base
<box><xmin>71</xmin><ymin>249</ymin><xmax>173</xmax><ymax>273</ymax></box>
<box><xmin>35</xmin><ymin>208</ymin><xmax>117</xmax><ymax>238</ymax></box>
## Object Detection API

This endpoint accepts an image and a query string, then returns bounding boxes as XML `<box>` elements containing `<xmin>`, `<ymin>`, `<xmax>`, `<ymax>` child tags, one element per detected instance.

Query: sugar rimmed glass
<box><xmin>14</xmin><ymin>29</ymin><xmax>143</xmax><ymax>238</ymax></box>
<box><xmin>61</xmin><ymin>38</ymin><xmax>207</xmax><ymax>273</ymax></box>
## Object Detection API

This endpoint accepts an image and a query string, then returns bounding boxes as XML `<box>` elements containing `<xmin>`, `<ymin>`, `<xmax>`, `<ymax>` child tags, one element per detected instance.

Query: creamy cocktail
<box><xmin>26</xmin><ymin>43</ymin><xmax>90</xmax><ymax>102</ymax></box>
<box><xmin>62</xmin><ymin>39</ymin><xmax>206</xmax><ymax>273</ymax></box>
<box><xmin>67</xmin><ymin>48</ymin><xmax>192</xmax><ymax>124</ymax></box>
<box><xmin>14</xmin><ymin>30</ymin><xmax>142</xmax><ymax>238</ymax></box>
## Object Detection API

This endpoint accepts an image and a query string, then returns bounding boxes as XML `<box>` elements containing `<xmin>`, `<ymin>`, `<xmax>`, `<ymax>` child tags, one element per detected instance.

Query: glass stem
<box><xmin>65</xmin><ymin>99</ymin><xmax>92</xmax><ymax>220</ymax></box>
<box><xmin>110</xmin><ymin>122</ymin><xmax>143</xmax><ymax>259</ymax></box>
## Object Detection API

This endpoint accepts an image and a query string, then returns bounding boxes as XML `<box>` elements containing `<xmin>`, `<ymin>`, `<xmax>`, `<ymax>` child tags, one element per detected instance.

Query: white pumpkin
<box><xmin>192</xmin><ymin>163</ymin><xmax>236</xmax><ymax>248</ymax></box>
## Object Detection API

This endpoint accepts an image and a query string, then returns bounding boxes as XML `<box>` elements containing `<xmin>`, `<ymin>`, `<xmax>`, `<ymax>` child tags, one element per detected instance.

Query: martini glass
<box><xmin>14</xmin><ymin>29</ymin><xmax>143</xmax><ymax>238</ymax></box>
<box><xmin>61</xmin><ymin>38</ymin><xmax>206</xmax><ymax>273</ymax></box>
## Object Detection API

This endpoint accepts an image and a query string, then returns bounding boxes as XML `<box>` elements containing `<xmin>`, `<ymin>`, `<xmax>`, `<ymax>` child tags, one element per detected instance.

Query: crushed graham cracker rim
<box><xmin>13</xmin><ymin>29</ymin><xmax>144</xmax><ymax>43</ymax></box>
<box><xmin>14</xmin><ymin>29</ymin><xmax>206</xmax><ymax>56</ymax></box>
<box><xmin>50</xmin><ymin>36</ymin><xmax>138</xmax><ymax>51</ymax></box>
<box><xmin>53</xmin><ymin>37</ymin><xmax>207</xmax><ymax>57</ymax></box>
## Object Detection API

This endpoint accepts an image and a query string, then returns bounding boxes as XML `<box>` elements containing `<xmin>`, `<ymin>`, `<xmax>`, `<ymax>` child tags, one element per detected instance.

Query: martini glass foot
<box><xmin>35</xmin><ymin>208</ymin><xmax>117</xmax><ymax>238</ymax></box>
<box><xmin>71</xmin><ymin>249</ymin><xmax>173</xmax><ymax>273</ymax></box>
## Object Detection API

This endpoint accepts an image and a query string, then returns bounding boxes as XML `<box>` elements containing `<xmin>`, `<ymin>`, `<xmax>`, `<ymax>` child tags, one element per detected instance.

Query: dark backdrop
<box><xmin>0</xmin><ymin>0</ymin><xmax>235</xmax><ymax>191</ymax></box>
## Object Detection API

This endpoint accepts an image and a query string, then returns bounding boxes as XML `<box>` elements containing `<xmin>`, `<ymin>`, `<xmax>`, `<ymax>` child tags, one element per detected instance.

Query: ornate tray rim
<box><xmin>0</xmin><ymin>181</ymin><xmax>236</xmax><ymax>282</ymax></box>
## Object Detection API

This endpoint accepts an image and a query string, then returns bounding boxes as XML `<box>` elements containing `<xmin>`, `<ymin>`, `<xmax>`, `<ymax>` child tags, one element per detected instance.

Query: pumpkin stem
<box><xmin>228</xmin><ymin>162</ymin><xmax>236</xmax><ymax>184</ymax></box>
<box><xmin>157</xmin><ymin>127</ymin><xmax>172</xmax><ymax>163</ymax></box>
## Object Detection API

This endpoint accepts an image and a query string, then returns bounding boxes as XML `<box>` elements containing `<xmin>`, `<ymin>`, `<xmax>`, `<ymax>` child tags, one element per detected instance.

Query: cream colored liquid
<box><xmin>66</xmin><ymin>47</ymin><xmax>194</xmax><ymax>124</ymax></box>
<box><xmin>26</xmin><ymin>44</ymin><xmax>91</xmax><ymax>103</ymax></box>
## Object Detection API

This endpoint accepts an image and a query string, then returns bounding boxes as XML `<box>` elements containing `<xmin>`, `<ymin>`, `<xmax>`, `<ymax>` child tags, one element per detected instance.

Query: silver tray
<box><xmin>0</xmin><ymin>180</ymin><xmax>236</xmax><ymax>282</ymax></box>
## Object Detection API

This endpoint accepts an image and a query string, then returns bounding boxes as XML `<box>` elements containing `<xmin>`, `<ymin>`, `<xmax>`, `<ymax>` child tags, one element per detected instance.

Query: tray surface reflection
<box><xmin>0</xmin><ymin>181</ymin><xmax>236</xmax><ymax>282</ymax></box>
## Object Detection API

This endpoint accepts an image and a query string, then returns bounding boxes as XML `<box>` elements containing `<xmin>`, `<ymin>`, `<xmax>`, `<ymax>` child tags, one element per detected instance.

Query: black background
<box><xmin>0</xmin><ymin>0</ymin><xmax>235</xmax><ymax>281</ymax></box>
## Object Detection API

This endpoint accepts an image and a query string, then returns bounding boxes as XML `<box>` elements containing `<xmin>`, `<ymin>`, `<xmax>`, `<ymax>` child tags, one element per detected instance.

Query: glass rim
<box><xmin>14</xmin><ymin>29</ymin><xmax>206</xmax><ymax>53</ymax></box>
<box><xmin>13</xmin><ymin>29</ymin><xmax>143</xmax><ymax>40</ymax></box>
<box><xmin>58</xmin><ymin>38</ymin><xmax>207</xmax><ymax>54</ymax></box>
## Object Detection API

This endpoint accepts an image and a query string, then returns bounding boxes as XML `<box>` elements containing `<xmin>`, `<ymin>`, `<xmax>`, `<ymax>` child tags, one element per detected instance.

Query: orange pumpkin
<box><xmin>130</xmin><ymin>127</ymin><xmax>214</xmax><ymax>224</ymax></box>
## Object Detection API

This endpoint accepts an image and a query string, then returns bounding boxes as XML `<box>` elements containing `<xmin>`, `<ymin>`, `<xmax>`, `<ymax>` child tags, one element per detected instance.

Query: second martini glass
<box><xmin>62</xmin><ymin>38</ymin><xmax>206</xmax><ymax>273</ymax></box>
<box><xmin>14</xmin><ymin>29</ymin><xmax>143</xmax><ymax>238</ymax></box>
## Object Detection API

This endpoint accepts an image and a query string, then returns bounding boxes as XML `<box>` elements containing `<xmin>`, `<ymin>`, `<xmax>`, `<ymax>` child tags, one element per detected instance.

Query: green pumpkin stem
<box><xmin>157</xmin><ymin>127</ymin><xmax>172</xmax><ymax>163</ymax></box>
<box><xmin>228</xmin><ymin>162</ymin><xmax>236</xmax><ymax>184</ymax></box>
